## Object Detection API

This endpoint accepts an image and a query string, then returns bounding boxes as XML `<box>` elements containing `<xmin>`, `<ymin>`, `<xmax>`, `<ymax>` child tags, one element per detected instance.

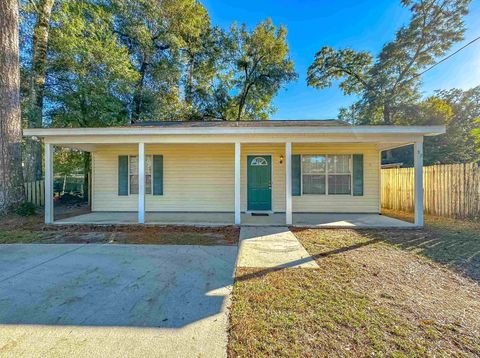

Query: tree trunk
<box><xmin>132</xmin><ymin>57</ymin><xmax>149</xmax><ymax>121</ymax></box>
<box><xmin>185</xmin><ymin>53</ymin><xmax>195</xmax><ymax>108</ymax></box>
<box><xmin>25</xmin><ymin>0</ymin><xmax>55</xmax><ymax>182</ymax></box>
<box><xmin>0</xmin><ymin>0</ymin><xmax>25</xmax><ymax>213</ymax></box>
<box><xmin>383</xmin><ymin>102</ymin><xmax>392</xmax><ymax>124</ymax></box>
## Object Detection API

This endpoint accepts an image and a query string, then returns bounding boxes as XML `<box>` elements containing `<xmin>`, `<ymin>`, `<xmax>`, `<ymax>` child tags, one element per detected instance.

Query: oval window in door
<box><xmin>251</xmin><ymin>157</ymin><xmax>268</xmax><ymax>166</ymax></box>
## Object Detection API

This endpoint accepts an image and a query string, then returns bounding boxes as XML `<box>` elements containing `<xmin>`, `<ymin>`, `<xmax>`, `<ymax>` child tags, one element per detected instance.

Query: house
<box><xmin>24</xmin><ymin>120</ymin><xmax>445</xmax><ymax>227</ymax></box>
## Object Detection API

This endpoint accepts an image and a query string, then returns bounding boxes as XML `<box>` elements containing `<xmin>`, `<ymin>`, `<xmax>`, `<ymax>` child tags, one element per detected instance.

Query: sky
<box><xmin>202</xmin><ymin>0</ymin><xmax>480</xmax><ymax>120</ymax></box>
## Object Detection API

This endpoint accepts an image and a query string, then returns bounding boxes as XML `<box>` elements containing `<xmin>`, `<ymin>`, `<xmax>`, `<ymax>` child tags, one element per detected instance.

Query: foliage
<box><xmin>15</xmin><ymin>202</ymin><xmax>37</xmax><ymax>216</ymax></box>
<box><xmin>308</xmin><ymin>0</ymin><xmax>471</xmax><ymax>125</ymax></box>
<box><xmin>225</xmin><ymin>19</ymin><xmax>297</xmax><ymax>120</ymax></box>
<box><xmin>111</xmin><ymin>0</ymin><xmax>210</xmax><ymax>120</ymax></box>
<box><xmin>54</xmin><ymin>148</ymin><xmax>84</xmax><ymax>176</ymax></box>
<box><xmin>19</xmin><ymin>1</ymin><xmax>296</xmax><ymax>124</ymax></box>
<box><xmin>385</xmin><ymin>86</ymin><xmax>480</xmax><ymax>165</ymax></box>
<box><xmin>46</xmin><ymin>0</ymin><xmax>138</xmax><ymax>127</ymax></box>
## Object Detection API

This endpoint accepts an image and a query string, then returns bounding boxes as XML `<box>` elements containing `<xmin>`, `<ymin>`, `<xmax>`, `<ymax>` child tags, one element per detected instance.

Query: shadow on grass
<box><xmin>367</xmin><ymin>225</ymin><xmax>480</xmax><ymax>283</ymax></box>
<box><xmin>236</xmin><ymin>237</ymin><xmax>382</xmax><ymax>282</ymax></box>
<box><xmin>238</xmin><ymin>215</ymin><xmax>480</xmax><ymax>285</ymax></box>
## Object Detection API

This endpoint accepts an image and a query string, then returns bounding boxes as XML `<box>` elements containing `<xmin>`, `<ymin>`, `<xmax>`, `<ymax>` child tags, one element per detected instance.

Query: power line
<box><xmin>400</xmin><ymin>35</ymin><xmax>480</xmax><ymax>85</ymax></box>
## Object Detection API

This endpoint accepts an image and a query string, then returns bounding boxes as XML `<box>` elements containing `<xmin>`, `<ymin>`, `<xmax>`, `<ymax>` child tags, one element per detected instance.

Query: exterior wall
<box><xmin>292</xmin><ymin>143</ymin><xmax>380</xmax><ymax>213</ymax></box>
<box><xmin>91</xmin><ymin>142</ymin><xmax>380</xmax><ymax>214</ymax></box>
<box><xmin>92</xmin><ymin>144</ymin><xmax>235</xmax><ymax>212</ymax></box>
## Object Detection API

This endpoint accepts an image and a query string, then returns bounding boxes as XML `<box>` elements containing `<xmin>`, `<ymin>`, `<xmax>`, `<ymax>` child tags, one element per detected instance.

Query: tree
<box><xmin>47</xmin><ymin>0</ymin><xmax>138</xmax><ymax>127</ymax></box>
<box><xmin>0</xmin><ymin>0</ymin><xmax>26</xmax><ymax>212</ymax></box>
<box><xmin>46</xmin><ymin>0</ymin><xmax>138</xmax><ymax>200</ymax></box>
<box><xmin>426</xmin><ymin>87</ymin><xmax>480</xmax><ymax>164</ymax></box>
<box><xmin>111</xmin><ymin>0</ymin><xmax>211</xmax><ymax>120</ymax></box>
<box><xmin>384</xmin><ymin>87</ymin><xmax>480</xmax><ymax>165</ymax></box>
<box><xmin>227</xmin><ymin>19</ymin><xmax>297</xmax><ymax>120</ymax></box>
<box><xmin>307</xmin><ymin>0</ymin><xmax>470</xmax><ymax>124</ymax></box>
<box><xmin>24</xmin><ymin>0</ymin><xmax>55</xmax><ymax>182</ymax></box>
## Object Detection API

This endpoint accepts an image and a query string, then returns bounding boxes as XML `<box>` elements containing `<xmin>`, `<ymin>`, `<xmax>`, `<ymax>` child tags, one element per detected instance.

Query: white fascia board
<box><xmin>23</xmin><ymin>125</ymin><xmax>446</xmax><ymax>138</ymax></box>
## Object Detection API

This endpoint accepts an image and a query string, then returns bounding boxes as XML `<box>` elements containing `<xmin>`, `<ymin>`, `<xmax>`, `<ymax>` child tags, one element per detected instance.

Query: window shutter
<box><xmin>153</xmin><ymin>155</ymin><xmax>163</xmax><ymax>195</ymax></box>
<box><xmin>353</xmin><ymin>154</ymin><xmax>364</xmax><ymax>196</ymax></box>
<box><xmin>292</xmin><ymin>154</ymin><xmax>301</xmax><ymax>196</ymax></box>
<box><xmin>118</xmin><ymin>156</ymin><xmax>128</xmax><ymax>196</ymax></box>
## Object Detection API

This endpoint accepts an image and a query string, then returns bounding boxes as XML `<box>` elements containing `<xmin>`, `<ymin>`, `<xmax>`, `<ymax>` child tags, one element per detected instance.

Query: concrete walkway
<box><xmin>0</xmin><ymin>244</ymin><xmax>237</xmax><ymax>358</ymax></box>
<box><xmin>237</xmin><ymin>227</ymin><xmax>319</xmax><ymax>269</ymax></box>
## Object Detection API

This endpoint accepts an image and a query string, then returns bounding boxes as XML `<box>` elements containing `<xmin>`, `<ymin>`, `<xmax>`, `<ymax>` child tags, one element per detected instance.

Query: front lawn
<box><xmin>228</xmin><ymin>213</ymin><xmax>480</xmax><ymax>357</ymax></box>
<box><xmin>0</xmin><ymin>211</ymin><xmax>239</xmax><ymax>245</ymax></box>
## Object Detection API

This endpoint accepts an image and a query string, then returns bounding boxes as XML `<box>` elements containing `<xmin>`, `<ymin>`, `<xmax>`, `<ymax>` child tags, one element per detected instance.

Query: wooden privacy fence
<box><xmin>381</xmin><ymin>163</ymin><xmax>480</xmax><ymax>219</ymax></box>
<box><xmin>24</xmin><ymin>180</ymin><xmax>45</xmax><ymax>207</ymax></box>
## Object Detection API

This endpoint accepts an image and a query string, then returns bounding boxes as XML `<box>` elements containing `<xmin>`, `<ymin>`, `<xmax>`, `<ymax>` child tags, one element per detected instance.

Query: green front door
<box><xmin>247</xmin><ymin>155</ymin><xmax>272</xmax><ymax>211</ymax></box>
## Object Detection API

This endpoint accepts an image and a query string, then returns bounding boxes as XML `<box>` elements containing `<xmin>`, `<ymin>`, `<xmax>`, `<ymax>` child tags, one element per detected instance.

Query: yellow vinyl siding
<box><xmin>92</xmin><ymin>144</ymin><xmax>234</xmax><ymax>212</ymax></box>
<box><xmin>91</xmin><ymin>142</ymin><xmax>379</xmax><ymax>213</ymax></box>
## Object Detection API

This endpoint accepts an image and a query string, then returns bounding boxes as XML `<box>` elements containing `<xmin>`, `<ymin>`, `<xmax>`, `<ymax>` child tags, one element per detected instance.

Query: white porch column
<box><xmin>234</xmin><ymin>142</ymin><xmax>241</xmax><ymax>225</ymax></box>
<box><xmin>414</xmin><ymin>139</ymin><xmax>424</xmax><ymax>227</ymax></box>
<box><xmin>44</xmin><ymin>143</ymin><xmax>54</xmax><ymax>224</ymax></box>
<box><xmin>138</xmin><ymin>142</ymin><xmax>145</xmax><ymax>224</ymax></box>
<box><xmin>285</xmin><ymin>142</ymin><xmax>292</xmax><ymax>225</ymax></box>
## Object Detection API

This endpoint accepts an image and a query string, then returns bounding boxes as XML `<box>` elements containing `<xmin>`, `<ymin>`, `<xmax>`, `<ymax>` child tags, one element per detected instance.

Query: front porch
<box><xmin>55</xmin><ymin>212</ymin><xmax>414</xmax><ymax>228</ymax></box>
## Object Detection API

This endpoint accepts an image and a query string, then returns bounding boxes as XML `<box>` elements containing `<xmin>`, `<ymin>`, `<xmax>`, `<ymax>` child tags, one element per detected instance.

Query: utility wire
<box><xmin>400</xmin><ymin>35</ymin><xmax>480</xmax><ymax>85</ymax></box>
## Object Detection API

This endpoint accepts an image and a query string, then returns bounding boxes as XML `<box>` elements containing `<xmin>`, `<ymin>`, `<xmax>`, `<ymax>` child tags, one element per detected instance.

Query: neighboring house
<box><xmin>24</xmin><ymin>120</ymin><xmax>445</xmax><ymax>227</ymax></box>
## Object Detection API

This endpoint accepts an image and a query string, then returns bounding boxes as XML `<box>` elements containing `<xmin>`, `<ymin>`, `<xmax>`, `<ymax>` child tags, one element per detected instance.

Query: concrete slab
<box><xmin>293</xmin><ymin>213</ymin><xmax>415</xmax><ymax>228</ymax></box>
<box><xmin>237</xmin><ymin>227</ymin><xmax>319</xmax><ymax>269</ymax></box>
<box><xmin>0</xmin><ymin>244</ymin><xmax>237</xmax><ymax>357</ymax></box>
<box><xmin>55</xmin><ymin>212</ymin><xmax>413</xmax><ymax>228</ymax></box>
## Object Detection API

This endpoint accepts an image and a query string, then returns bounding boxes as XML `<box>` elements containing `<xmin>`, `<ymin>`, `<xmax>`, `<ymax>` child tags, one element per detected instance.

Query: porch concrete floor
<box><xmin>55</xmin><ymin>212</ymin><xmax>414</xmax><ymax>228</ymax></box>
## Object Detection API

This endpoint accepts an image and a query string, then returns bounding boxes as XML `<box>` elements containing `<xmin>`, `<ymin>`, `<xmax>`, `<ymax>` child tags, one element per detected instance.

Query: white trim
<box><xmin>24</xmin><ymin>125</ymin><xmax>446</xmax><ymax>138</ymax></box>
<box><xmin>414</xmin><ymin>139</ymin><xmax>424</xmax><ymax>226</ymax></box>
<box><xmin>138</xmin><ymin>143</ymin><xmax>145</xmax><ymax>224</ymax></box>
<box><xmin>285</xmin><ymin>142</ymin><xmax>292</xmax><ymax>225</ymax></box>
<box><xmin>234</xmin><ymin>142</ymin><xmax>241</xmax><ymax>225</ymax></box>
<box><xmin>44</xmin><ymin>143</ymin><xmax>54</xmax><ymax>224</ymax></box>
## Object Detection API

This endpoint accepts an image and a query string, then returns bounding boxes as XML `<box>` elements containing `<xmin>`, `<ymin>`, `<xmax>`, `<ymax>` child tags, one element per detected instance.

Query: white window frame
<box><xmin>128</xmin><ymin>154</ymin><xmax>153</xmax><ymax>196</ymax></box>
<box><xmin>300</xmin><ymin>154</ymin><xmax>353</xmax><ymax>196</ymax></box>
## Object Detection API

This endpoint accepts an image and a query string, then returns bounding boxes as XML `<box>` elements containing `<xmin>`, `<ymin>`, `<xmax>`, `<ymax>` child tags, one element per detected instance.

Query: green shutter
<box><xmin>292</xmin><ymin>154</ymin><xmax>301</xmax><ymax>196</ymax></box>
<box><xmin>153</xmin><ymin>155</ymin><xmax>163</xmax><ymax>195</ymax></box>
<box><xmin>118</xmin><ymin>156</ymin><xmax>128</xmax><ymax>196</ymax></box>
<box><xmin>353</xmin><ymin>154</ymin><xmax>364</xmax><ymax>196</ymax></box>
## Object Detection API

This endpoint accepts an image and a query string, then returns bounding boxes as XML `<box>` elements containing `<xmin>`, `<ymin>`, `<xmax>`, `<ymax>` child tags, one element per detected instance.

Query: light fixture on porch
<box><xmin>280</xmin><ymin>155</ymin><xmax>284</xmax><ymax>164</ymax></box>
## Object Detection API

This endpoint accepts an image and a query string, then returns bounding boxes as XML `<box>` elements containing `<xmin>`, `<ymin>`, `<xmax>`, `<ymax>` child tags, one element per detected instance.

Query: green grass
<box><xmin>0</xmin><ymin>230</ymin><xmax>45</xmax><ymax>244</ymax></box>
<box><xmin>228</xmin><ymin>213</ymin><xmax>480</xmax><ymax>357</ymax></box>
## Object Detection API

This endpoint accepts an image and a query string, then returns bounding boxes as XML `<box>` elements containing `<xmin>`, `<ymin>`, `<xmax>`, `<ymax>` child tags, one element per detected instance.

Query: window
<box><xmin>251</xmin><ymin>157</ymin><xmax>268</xmax><ymax>166</ymax></box>
<box><xmin>302</xmin><ymin>155</ymin><xmax>326</xmax><ymax>194</ymax></box>
<box><xmin>301</xmin><ymin>154</ymin><xmax>352</xmax><ymax>195</ymax></box>
<box><xmin>129</xmin><ymin>155</ymin><xmax>152</xmax><ymax>194</ymax></box>
<box><xmin>327</xmin><ymin>155</ymin><xmax>351</xmax><ymax>195</ymax></box>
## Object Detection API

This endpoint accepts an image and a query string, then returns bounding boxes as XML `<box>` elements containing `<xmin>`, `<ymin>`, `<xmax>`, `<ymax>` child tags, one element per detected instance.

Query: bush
<box><xmin>15</xmin><ymin>202</ymin><xmax>37</xmax><ymax>216</ymax></box>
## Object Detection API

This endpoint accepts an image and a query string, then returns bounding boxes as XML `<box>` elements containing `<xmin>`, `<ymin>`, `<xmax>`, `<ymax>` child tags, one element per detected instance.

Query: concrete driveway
<box><xmin>0</xmin><ymin>244</ymin><xmax>237</xmax><ymax>357</ymax></box>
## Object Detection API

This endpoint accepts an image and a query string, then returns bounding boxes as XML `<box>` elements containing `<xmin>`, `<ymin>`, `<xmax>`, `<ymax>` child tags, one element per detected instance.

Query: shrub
<box><xmin>15</xmin><ymin>202</ymin><xmax>37</xmax><ymax>216</ymax></box>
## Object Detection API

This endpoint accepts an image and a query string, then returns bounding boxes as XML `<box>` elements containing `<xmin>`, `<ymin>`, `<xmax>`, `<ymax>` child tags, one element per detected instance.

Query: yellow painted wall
<box><xmin>92</xmin><ymin>143</ymin><xmax>380</xmax><ymax>213</ymax></box>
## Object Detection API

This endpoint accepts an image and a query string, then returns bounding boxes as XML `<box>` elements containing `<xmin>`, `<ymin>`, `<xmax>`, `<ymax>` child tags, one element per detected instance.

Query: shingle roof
<box><xmin>131</xmin><ymin>119</ymin><xmax>349</xmax><ymax>128</ymax></box>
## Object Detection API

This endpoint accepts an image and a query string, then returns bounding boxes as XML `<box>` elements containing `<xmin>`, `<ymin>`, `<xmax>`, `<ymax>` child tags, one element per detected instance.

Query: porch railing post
<box><xmin>285</xmin><ymin>142</ymin><xmax>292</xmax><ymax>225</ymax></box>
<box><xmin>414</xmin><ymin>139</ymin><xmax>424</xmax><ymax>226</ymax></box>
<box><xmin>44</xmin><ymin>143</ymin><xmax>54</xmax><ymax>224</ymax></box>
<box><xmin>138</xmin><ymin>142</ymin><xmax>145</xmax><ymax>224</ymax></box>
<box><xmin>234</xmin><ymin>142</ymin><xmax>241</xmax><ymax>225</ymax></box>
